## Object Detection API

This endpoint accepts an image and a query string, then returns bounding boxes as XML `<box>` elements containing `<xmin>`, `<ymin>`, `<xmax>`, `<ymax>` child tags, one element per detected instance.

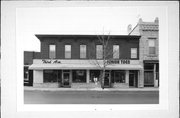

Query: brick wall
<box><xmin>24</xmin><ymin>51</ymin><xmax>41</xmax><ymax>65</ymax></box>
<box><xmin>24</xmin><ymin>51</ymin><xmax>34</xmax><ymax>65</ymax></box>
<box><xmin>39</xmin><ymin>36</ymin><xmax>140</xmax><ymax>60</ymax></box>
<box><xmin>129</xmin><ymin>19</ymin><xmax>159</xmax><ymax>61</ymax></box>
<box><xmin>139</xmin><ymin>30</ymin><xmax>159</xmax><ymax>61</ymax></box>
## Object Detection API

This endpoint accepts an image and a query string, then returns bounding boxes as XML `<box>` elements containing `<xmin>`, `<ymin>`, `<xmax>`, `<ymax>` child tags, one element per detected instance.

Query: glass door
<box><xmin>63</xmin><ymin>71</ymin><xmax>71</xmax><ymax>87</ymax></box>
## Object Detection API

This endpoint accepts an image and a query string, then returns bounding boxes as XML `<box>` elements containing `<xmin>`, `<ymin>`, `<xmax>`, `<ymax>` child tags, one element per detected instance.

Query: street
<box><xmin>24</xmin><ymin>90</ymin><xmax>159</xmax><ymax>104</ymax></box>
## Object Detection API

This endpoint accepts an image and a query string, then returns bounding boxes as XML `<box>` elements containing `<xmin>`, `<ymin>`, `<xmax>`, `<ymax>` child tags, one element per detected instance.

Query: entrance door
<box><xmin>114</xmin><ymin>72</ymin><xmax>121</xmax><ymax>82</ymax></box>
<box><xmin>129</xmin><ymin>71</ymin><xmax>138</xmax><ymax>87</ymax></box>
<box><xmin>129</xmin><ymin>74</ymin><xmax>135</xmax><ymax>87</ymax></box>
<box><xmin>28</xmin><ymin>70</ymin><xmax>33</xmax><ymax>86</ymax></box>
<box><xmin>144</xmin><ymin>71</ymin><xmax>154</xmax><ymax>87</ymax></box>
<box><xmin>62</xmin><ymin>71</ymin><xmax>71</xmax><ymax>87</ymax></box>
<box><xmin>104</xmin><ymin>71</ymin><xmax>111</xmax><ymax>88</ymax></box>
<box><xmin>57</xmin><ymin>70</ymin><xmax>62</xmax><ymax>87</ymax></box>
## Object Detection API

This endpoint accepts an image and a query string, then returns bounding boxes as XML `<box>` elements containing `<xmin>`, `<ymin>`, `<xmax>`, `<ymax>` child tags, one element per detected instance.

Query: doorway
<box><xmin>62</xmin><ymin>70</ymin><xmax>71</xmax><ymax>87</ymax></box>
<box><xmin>103</xmin><ymin>71</ymin><xmax>111</xmax><ymax>88</ymax></box>
<box><xmin>144</xmin><ymin>71</ymin><xmax>154</xmax><ymax>87</ymax></box>
<box><xmin>129</xmin><ymin>70</ymin><xmax>138</xmax><ymax>87</ymax></box>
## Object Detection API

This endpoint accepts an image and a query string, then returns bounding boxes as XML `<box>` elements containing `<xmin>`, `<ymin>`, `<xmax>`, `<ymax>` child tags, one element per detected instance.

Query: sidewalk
<box><xmin>24</xmin><ymin>86</ymin><xmax>159</xmax><ymax>92</ymax></box>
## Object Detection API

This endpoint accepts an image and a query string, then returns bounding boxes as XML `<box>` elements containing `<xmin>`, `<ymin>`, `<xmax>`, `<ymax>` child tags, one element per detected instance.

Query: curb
<box><xmin>24</xmin><ymin>87</ymin><xmax>159</xmax><ymax>92</ymax></box>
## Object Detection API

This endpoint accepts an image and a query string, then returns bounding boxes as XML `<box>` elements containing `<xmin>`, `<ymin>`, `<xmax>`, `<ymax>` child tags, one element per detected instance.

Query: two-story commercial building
<box><xmin>128</xmin><ymin>18</ymin><xmax>159</xmax><ymax>87</ymax></box>
<box><xmin>28</xmin><ymin>34</ymin><xmax>144</xmax><ymax>88</ymax></box>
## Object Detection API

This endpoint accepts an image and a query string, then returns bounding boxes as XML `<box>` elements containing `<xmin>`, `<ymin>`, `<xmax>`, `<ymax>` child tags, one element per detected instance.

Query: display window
<box><xmin>43</xmin><ymin>70</ymin><xmax>58</xmax><ymax>83</ymax></box>
<box><xmin>72</xmin><ymin>70</ymin><xmax>86</xmax><ymax>83</ymax></box>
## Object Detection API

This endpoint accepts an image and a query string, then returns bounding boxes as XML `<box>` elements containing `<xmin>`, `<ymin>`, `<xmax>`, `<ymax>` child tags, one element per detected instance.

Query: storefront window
<box><xmin>96</xmin><ymin>45</ymin><xmax>103</xmax><ymax>59</ymax></box>
<box><xmin>80</xmin><ymin>45</ymin><xmax>86</xmax><ymax>59</ymax></box>
<box><xmin>44</xmin><ymin>70</ymin><xmax>58</xmax><ymax>83</ymax></box>
<box><xmin>72</xmin><ymin>70</ymin><xmax>86</xmax><ymax>83</ymax></box>
<box><xmin>144</xmin><ymin>64</ymin><xmax>154</xmax><ymax>86</ymax></box>
<box><xmin>65</xmin><ymin>45</ymin><xmax>71</xmax><ymax>58</ymax></box>
<box><xmin>114</xmin><ymin>71</ymin><xmax>125</xmax><ymax>83</ymax></box>
<box><xmin>90</xmin><ymin>70</ymin><xmax>100</xmax><ymax>83</ymax></box>
<box><xmin>49</xmin><ymin>44</ymin><xmax>56</xmax><ymax>59</ymax></box>
<box><xmin>113</xmin><ymin>45</ymin><xmax>119</xmax><ymax>59</ymax></box>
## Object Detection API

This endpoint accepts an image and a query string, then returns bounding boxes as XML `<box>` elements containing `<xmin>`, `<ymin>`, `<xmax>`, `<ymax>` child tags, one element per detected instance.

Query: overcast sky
<box><xmin>16</xmin><ymin>6</ymin><xmax>164</xmax><ymax>52</ymax></box>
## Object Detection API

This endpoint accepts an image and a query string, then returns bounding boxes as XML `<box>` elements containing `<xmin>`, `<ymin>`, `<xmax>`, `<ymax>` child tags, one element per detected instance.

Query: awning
<box><xmin>29</xmin><ymin>63</ymin><xmax>143</xmax><ymax>70</ymax></box>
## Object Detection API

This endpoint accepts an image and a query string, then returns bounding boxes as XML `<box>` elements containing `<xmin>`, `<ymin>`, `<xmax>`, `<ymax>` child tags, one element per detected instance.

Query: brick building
<box><xmin>28</xmin><ymin>34</ymin><xmax>144</xmax><ymax>88</ymax></box>
<box><xmin>128</xmin><ymin>18</ymin><xmax>159</xmax><ymax>87</ymax></box>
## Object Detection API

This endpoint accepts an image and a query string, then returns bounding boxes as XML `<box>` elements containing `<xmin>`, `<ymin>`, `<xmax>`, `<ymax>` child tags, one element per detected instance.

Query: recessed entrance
<box><xmin>62</xmin><ymin>70</ymin><xmax>71</xmax><ymax>87</ymax></box>
<box><xmin>129</xmin><ymin>70</ymin><xmax>138</xmax><ymax>87</ymax></box>
<box><xmin>103</xmin><ymin>71</ymin><xmax>111</xmax><ymax>88</ymax></box>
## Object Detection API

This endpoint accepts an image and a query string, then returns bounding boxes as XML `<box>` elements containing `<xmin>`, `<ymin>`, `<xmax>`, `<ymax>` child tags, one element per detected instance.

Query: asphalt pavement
<box><xmin>24</xmin><ymin>90</ymin><xmax>159</xmax><ymax>104</ymax></box>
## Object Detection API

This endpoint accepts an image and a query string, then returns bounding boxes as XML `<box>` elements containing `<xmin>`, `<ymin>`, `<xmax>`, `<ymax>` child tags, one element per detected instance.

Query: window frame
<box><xmin>148</xmin><ymin>39</ymin><xmax>156</xmax><ymax>55</ymax></box>
<box><xmin>65</xmin><ymin>45</ymin><xmax>71</xmax><ymax>59</ymax></box>
<box><xmin>96</xmin><ymin>45</ymin><xmax>103</xmax><ymax>59</ymax></box>
<box><xmin>131</xmin><ymin>48</ymin><xmax>137</xmax><ymax>59</ymax></box>
<box><xmin>113</xmin><ymin>45</ymin><xmax>120</xmax><ymax>59</ymax></box>
<box><xmin>80</xmin><ymin>45</ymin><xmax>87</xmax><ymax>59</ymax></box>
<box><xmin>49</xmin><ymin>44</ymin><xmax>56</xmax><ymax>59</ymax></box>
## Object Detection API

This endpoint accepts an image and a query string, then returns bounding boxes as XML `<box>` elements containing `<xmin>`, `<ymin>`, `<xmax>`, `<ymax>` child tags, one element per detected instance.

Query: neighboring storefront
<box><xmin>24</xmin><ymin>51</ymin><xmax>41</xmax><ymax>86</ymax></box>
<box><xmin>128</xmin><ymin>18</ymin><xmax>159</xmax><ymax>87</ymax></box>
<box><xmin>143</xmin><ymin>60</ymin><xmax>159</xmax><ymax>87</ymax></box>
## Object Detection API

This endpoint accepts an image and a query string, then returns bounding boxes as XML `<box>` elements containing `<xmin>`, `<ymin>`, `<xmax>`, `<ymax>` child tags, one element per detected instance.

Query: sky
<box><xmin>16</xmin><ymin>6</ymin><xmax>164</xmax><ymax>52</ymax></box>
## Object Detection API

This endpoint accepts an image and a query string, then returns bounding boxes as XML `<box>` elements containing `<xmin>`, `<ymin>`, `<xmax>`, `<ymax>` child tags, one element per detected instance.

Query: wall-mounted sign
<box><xmin>41</xmin><ymin>59</ymin><xmax>130</xmax><ymax>64</ymax></box>
<box><xmin>120</xmin><ymin>60</ymin><xmax>130</xmax><ymax>64</ymax></box>
<box><xmin>42</xmin><ymin>59</ymin><xmax>61</xmax><ymax>64</ymax></box>
<box><xmin>107</xmin><ymin>60</ymin><xmax>130</xmax><ymax>64</ymax></box>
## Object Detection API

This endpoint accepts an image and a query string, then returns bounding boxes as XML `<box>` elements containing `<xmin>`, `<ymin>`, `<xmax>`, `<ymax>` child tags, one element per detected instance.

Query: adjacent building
<box><xmin>24</xmin><ymin>51</ymin><xmax>41</xmax><ymax>86</ymax></box>
<box><xmin>128</xmin><ymin>18</ymin><xmax>159</xmax><ymax>87</ymax></box>
<box><xmin>28</xmin><ymin>34</ymin><xmax>143</xmax><ymax>88</ymax></box>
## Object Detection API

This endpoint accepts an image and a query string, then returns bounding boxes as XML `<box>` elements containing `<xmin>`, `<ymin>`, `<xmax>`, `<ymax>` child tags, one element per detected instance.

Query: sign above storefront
<box><xmin>107</xmin><ymin>60</ymin><xmax>130</xmax><ymax>64</ymax></box>
<box><xmin>37</xmin><ymin>59</ymin><xmax>135</xmax><ymax>65</ymax></box>
<box><xmin>42</xmin><ymin>59</ymin><xmax>61</xmax><ymax>64</ymax></box>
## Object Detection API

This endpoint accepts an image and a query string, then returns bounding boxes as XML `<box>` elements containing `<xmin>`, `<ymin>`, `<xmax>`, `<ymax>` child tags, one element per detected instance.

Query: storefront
<box><xmin>29</xmin><ymin>59</ymin><xmax>143</xmax><ymax>88</ymax></box>
<box><xmin>144</xmin><ymin>60</ymin><xmax>159</xmax><ymax>87</ymax></box>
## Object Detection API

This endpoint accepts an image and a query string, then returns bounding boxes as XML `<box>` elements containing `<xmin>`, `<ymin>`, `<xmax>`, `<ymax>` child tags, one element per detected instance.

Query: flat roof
<box><xmin>35</xmin><ymin>34</ymin><xmax>141</xmax><ymax>40</ymax></box>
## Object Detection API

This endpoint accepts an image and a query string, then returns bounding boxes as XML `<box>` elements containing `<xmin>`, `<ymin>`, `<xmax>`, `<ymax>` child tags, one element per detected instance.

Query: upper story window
<box><xmin>49</xmin><ymin>44</ymin><xmax>56</xmax><ymax>59</ymax></box>
<box><xmin>148</xmin><ymin>39</ymin><xmax>156</xmax><ymax>54</ymax></box>
<box><xmin>65</xmin><ymin>45</ymin><xmax>71</xmax><ymax>59</ymax></box>
<box><xmin>96</xmin><ymin>45</ymin><xmax>103</xmax><ymax>59</ymax></box>
<box><xmin>131</xmin><ymin>48</ymin><xmax>137</xmax><ymax>59</ymax></box>
<box><xmin>80</xmin><ymin>45</ymin><xmax>86</xmax><ymax>59</ymax></box>
<box><xmin>113</xmin><ymin>45</ymin><xmax>119</xmax><ymax>59</ymax></box>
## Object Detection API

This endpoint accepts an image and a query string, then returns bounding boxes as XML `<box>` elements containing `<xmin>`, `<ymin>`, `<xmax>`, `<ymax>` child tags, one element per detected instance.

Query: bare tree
<box><xmin>89</xmin><ymin>32</ymin><xmax>118</xmax><ymax>89</ymax></box>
